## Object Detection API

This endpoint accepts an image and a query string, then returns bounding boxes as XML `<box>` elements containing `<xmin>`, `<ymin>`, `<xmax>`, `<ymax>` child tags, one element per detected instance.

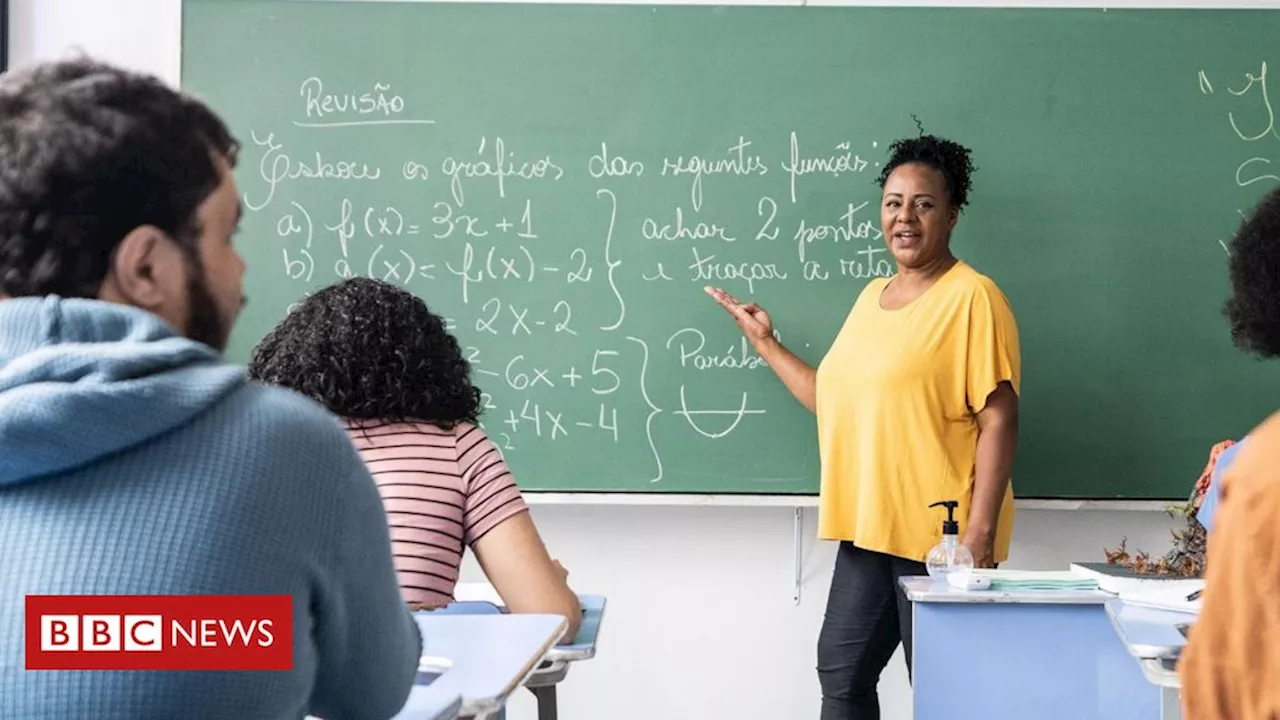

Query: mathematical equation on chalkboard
<box><xmin>239</xmin><ymin>76</ymin><xmax>892</xmax><ymax>483</ymax></box>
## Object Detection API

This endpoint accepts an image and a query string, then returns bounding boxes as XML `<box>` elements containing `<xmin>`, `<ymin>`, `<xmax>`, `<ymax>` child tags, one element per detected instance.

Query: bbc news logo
<box><xmin>25</xmin><ymin>595</ymin><xmax>292</xmax><ymax>670</ymax></box>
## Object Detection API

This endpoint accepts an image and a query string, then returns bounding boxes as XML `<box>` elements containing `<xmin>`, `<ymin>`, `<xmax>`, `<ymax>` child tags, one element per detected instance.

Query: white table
<box><xmin>901</xmin><ymin>577</ymin><xmax>1162</xmax><ymax>720</ymax></box>
<box><xmin>406</xmin><ymin>613</ymin><xmax>567</xmax><ymax>720</ymax></box>
<box><xmin>1105</xmin><ymin>598</ymin><xmax>1192</xmax><ymax>720</ymax></box>
<box><xmin>449</xmin><ymin>582</ymin><xmax>607</xmax><ymax>720</ymax></box>
<box><xmin>394</xmin><ymin>678</ymin><xmax>464</xmax><ymax>720</ymax></box>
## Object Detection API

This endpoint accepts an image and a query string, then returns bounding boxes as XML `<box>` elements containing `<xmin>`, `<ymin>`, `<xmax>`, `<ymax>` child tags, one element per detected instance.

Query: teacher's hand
<box><xmin>962</xmin><ymin>530</ymin><xmax>996</xmax><ymax>569</ymax></box>
<box><xmin>704</xmin><ymin>286</ymin><xmax>774</xmax><ymax>344</ymax></box>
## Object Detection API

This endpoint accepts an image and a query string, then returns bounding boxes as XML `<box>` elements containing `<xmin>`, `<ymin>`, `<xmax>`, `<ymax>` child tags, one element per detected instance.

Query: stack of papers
<box><xmin>1070</xmin><ymin>562</ymin><xmax>1202</xmax><ymax>597</ymax></box>
<box><xmin>1117</xmin><ymin>582</ymin><xmax>1204</xmax><ymax>615</ymax></box>
<box><xmin>975</xmin><ymin>569</ymin><xmax>1099</xmax><ymax>591</ymax></box>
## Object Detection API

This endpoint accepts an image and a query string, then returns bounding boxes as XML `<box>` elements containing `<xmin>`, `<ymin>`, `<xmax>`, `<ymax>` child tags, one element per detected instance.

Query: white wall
<box><xmin>500</xmin><ymin>505</ymin><xmax>1180</xmax><ymax>719</ymax></box>
<box><xmin>9</xmin><ymin>1</ymin><xmax>1258</xmax><ymax>717</ymax></box>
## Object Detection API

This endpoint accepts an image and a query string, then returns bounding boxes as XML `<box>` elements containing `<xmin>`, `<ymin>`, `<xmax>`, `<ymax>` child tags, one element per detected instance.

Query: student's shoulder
<box><xmin>448</xmin><ymin>421</ymin><xmax>496</xmax><ymax>457</ymax></box>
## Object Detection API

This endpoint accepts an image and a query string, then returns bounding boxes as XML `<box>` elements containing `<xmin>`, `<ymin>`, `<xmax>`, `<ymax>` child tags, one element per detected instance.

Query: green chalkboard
<box><xmin>182</xmin><ymin>0</ymin><xmax>1280</xmax><ymax>498</ymax></box>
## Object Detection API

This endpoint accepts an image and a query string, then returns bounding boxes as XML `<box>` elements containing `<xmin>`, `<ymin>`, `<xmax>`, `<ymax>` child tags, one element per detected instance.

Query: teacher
<box><xmin>707</xmin><ymin>133</ymin><xmax>1021</xmax><ymax>719</ymax></box>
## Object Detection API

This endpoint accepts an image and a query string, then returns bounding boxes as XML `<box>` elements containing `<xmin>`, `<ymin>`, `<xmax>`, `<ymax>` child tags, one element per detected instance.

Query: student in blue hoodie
<box><xmin>0</xmin><ymin>58</ymin><xmax>422</xmax><ymax>718</ymax></box>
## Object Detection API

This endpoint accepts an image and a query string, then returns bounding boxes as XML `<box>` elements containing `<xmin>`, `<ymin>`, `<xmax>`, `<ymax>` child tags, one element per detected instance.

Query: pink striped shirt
<box><xmin>345</xmin><ymin>420</ymin><xmax>528</xmax><ymax>607</ymax></box>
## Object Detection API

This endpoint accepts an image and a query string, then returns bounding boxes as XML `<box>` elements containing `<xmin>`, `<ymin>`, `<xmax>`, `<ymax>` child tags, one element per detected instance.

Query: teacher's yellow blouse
<box><xmin>815</xmin><ymin>261</ymin><xmax>1021</xmax><ymax>562</ymax></box>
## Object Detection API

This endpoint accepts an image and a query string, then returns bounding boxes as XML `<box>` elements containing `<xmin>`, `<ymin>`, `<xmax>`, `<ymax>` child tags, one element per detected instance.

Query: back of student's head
<box><xmin>1225</xmin><ymin>185</ymin><xmax>1280</xmax><ymax>358</ymax></box>
<box><xmin>247</xmin><ymin>277</ymin><xmax>483</xmax><ymax>430</ymax></box>
<box><xmin>0</xmin><ymin>56</ymin><xmax>238</xmax><ymax>297</ymax></box>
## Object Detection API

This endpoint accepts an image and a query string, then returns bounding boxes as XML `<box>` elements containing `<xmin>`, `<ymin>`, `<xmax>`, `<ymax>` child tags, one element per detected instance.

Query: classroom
<box><xmin>3</xmin><ymin>0</ymin><xmax>1279</xmax><ymax>718</ymax></box>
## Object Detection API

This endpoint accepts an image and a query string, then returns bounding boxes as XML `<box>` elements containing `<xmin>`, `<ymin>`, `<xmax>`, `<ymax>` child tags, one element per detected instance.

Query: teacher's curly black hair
<box><xmin>876</xmin><ymin>134</ymin><xmax>977</xmax><ymax>211</ymax></box>
<box><xmin>1225</xmin><ymin>186</ymin><xmax>1280</xmax><ymax>358</ymax></box>
<box><xmin>247</xmin><ymin>277</ymin><xmax>482</xmax><ymax>429</ymax></box>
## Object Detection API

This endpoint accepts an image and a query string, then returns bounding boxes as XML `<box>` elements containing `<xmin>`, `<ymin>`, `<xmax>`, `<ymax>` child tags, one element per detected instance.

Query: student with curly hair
<box><xmin>248</xmin><ymin>277</ymin><xmax>581</xmax><ymax>640</ymax></box>
<box><xmin>1179</xmin><ymin>186</ymin><xmax>1280</xmax><ymax>720</ymax></box>
<box><xmin>707</xmin><ymin>134</ymin><xmax>1020</xmax><ymax>718</ymax></box>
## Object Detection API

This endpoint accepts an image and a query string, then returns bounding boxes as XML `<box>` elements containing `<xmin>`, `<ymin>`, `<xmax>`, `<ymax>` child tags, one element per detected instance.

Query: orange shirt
<box><xmin>1179</xmin><ymin>411</ymin><xmax>1280</xmax><ymax>719</ymax></box>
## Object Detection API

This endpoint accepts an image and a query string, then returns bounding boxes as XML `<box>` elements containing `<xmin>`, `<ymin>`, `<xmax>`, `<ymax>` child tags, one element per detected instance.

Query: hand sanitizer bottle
<box><xmin>926</xmin><ymin>500</ymin><xmax>974</xmax><ymax>579</ymax></box>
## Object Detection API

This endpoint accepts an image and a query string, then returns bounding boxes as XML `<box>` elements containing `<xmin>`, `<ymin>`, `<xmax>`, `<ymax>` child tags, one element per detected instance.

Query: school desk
<box><xmin>901</xmin><ymin>577</ymin><xmax>1162</xmax><ymax>720</ymax></box>
<box><xmin>410</xmin><ymin>613</ymin><xmax>568</xmax><ymax>720</ymax></box>
<box><xmin>444</xmin><ymin>583</ymin><xmax>608</xmax><ymax>720</ymax></box>
<box><xmin>392</xmin><ymin>675</ymin><xmax>463</xmax><ymax>720</ymax></box>
<box><xmin>1105</xmin><ymin>598</ymin><xmax>1189</xmax><ymax>720</ymax></box>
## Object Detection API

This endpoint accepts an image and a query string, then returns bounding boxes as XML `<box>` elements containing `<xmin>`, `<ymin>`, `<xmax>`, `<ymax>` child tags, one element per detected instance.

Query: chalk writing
<box><xmin>441</xmin><ymin>137</ymin><xmax>565</xmax><ymax>205</ymax></box>
<box><xmin>589</xmin><ymin>142</ymin><xmax>644</xmax><ymax>178</ymax></box>
<box><xmin>1202</xmin><ymin>62</ymin><xmax>1280</xmax><ymax>257</ymax></box>
<box><xmin>1236</xmin><ymin>156</ymin><xmax>1280</xmax><ymax>187</ymax></box>
<box><xmin>756</xmin><ymin>197</ymin><xmax>780</xmax><ymax>241</ymax></box>
<box><xmin>245</xmin><ymin>131</ymin><xmax>381</xmax><ymax>211</ymax></box>
<box><xmin>688</xmin><ymin>247</ymin><xmax>788</xmax><ymax>293</ymax></box>
<box><xmin>1226</xmin><ymin>62</ymin><xmax>1277</xmax><ymax>142</ymax></box>
<box><xmin>467</xmin><ymin>297</ymin><xmax>580</xmax><ymax>337</ymax></box>
<box><xmin>674</xmin><ymin>385</ymin><xmax>767</xmax><ymax>439</ymax></box>
<box><xmin>597</xmin><ymin>189</ymin><xmax>626</xmax><ymax>331</ymax></box>
<box><xmin>277</xmin><ymin>201</ymin><xmax>314</xmax><ymax>249</ymax></box>
<box><xmin>248</xmin><ymin>119</ymin><xmax>902</xmax><ymax>486</ymax></box>
<box><xmin>781</xmin><ymin>132</ymin><xmax>870</xmax><ymax>203</ymax></box>
<box><xmin>627</xmin><ymin>335</ymin><xmax>664</xmax><ymax>482</ymax></box>
<box><xmin>840</xmin><ymin>246</ymin><xmax>894</xmax><ymax>279</ymax></box>
<box><xmin>491</xmin><ymin>398</ymin><xmax>620</xmax><ymax>444</ymax></box>
<box><xmin>642</xmin><ymin>263</ymin><xmax>674</xmax><ymax>282</ymax></box>
<box><xmin>642</xmin><ymin>207</ymin><xmax>737</xmax><ymax>243</ymax></box>
<box><xmin>794</xmin><ymin>201</ymin><xmax>879</xmax><ymax>263</ymax></box>
<box><xmin>666</xmin><ymin>328</ymin><xmax>766</xmax><ymax>371</ymax></box>
<box><xmin>297</xmin><ymin>77</ymin><xmax>434</xmax><ymax>128</ymax></box>
<box><xmin>661</xmin><ymin>136</ymin><xmax>768</xmax><ymax>211</ymax></box>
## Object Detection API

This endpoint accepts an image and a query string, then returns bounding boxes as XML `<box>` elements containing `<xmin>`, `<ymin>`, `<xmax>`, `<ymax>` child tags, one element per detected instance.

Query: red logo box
<box><xmin>25</xmin><ymin>595</ymin><xmax>292</xmax><ymax>670</ymax></box>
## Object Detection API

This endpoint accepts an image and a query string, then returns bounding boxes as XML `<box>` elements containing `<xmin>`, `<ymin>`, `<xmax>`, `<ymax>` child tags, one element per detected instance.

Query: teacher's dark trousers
<box><xmin>817</xmin><ymin>542</ymin><xmax>927</xmax><ymax>720</ymax></box>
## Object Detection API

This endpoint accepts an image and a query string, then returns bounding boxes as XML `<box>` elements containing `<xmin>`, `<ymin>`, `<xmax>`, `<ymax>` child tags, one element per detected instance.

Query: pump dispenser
<box><xmin>925</xmin><ymin>500</ymin><xmax>974</xmax><ymax>579</ymax></box>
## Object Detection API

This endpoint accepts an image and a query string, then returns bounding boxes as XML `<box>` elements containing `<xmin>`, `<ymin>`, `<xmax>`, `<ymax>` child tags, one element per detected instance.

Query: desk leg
<box><xmin>1161</xmin><ymin>688</ymin><xmax>1182</xmax><ymax>720</ymax></box>
<box><xmin>792</xmin><ymin>508</ymin><xmax>804</xmax><ymax>605</ymax></box>
<box><xmin>530</xmin><ymin>685</ymin><xmax>558</xmax><ymax>720</ymax></box>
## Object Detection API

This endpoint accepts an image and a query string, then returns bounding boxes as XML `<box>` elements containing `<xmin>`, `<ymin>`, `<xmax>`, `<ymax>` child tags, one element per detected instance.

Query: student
<box><xmin>1179</xmin><ymin>186</ymin><xmax>1280</xmax><ymax>719</ymax></box>
<box><xmin>708</xmin><ymin>134</ymin><xmax>1020</xmax><ymax>719</ymax></box>
<box><xmin>0</xmin><ymin>58</ymin><xmax>420</xmax><ymax>718</ymax></box>
<box><xmin>247</xmin><ymin>277</ymin><xmax>582</xmax><ymax>640</ymax></box>
<box><xmin>1195</xmin><ymin>439</ymin><xmax>1244</xmax><ymax>534</ymax></box>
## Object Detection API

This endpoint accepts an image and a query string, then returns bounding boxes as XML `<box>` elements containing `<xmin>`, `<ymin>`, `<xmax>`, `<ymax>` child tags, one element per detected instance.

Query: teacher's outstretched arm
<box><xmin>705</xmin><ymin>286</ymin><xmax>817</xmax><ymax>413</ymax></box>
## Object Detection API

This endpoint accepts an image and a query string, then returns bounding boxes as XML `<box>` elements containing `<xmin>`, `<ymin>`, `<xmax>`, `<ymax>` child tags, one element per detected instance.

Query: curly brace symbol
<box><xmin>626</xmin><ymin>336</ymin><xmax>664</xmax><ymax>483</ymax></box>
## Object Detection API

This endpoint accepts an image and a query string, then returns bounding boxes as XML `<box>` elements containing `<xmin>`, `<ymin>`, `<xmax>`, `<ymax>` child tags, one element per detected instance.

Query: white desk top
<box><xmin>451</xmin><ymin>582</ymin><xmax>606</xmax><ymax>662</ymax></box>
<box><xmin>393</xmin><ymin>677</ymin><xmax>463</xmax><ymax>720</ymax></box>
<box><xmin>900</xmin><ymin>577</ymin><xmax>1111</xmax><ymax>605</ymax></box>
<box><xmin>1105</xmin><ymin>598</ymin><xmax>1190</xmax><ymax>660</ymax></box>
<box><xmin>411</xmin><ymin>614</ymin><xmax>567</xmax><ymax>717</ymax></box>
<box><xmin>1105</xmin><ymin>598</ymin><xmax>1191</xmax><ymax>690</ymax></box>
